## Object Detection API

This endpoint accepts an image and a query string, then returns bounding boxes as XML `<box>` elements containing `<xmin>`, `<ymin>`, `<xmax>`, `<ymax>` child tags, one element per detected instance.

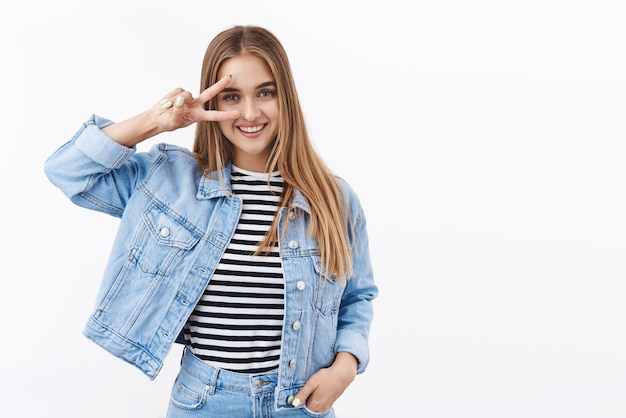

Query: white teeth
<box><xmin>239</xmin><ymin>125</ymin><xmax>264</xmax><ymax>133</ymax></box>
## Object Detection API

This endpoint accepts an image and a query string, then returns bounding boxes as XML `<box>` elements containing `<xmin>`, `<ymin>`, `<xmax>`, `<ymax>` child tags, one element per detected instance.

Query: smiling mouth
<box><xmin>238</xmin><ymin>125</ymin><xmax>265</xmax><ymax>133</ymax></box>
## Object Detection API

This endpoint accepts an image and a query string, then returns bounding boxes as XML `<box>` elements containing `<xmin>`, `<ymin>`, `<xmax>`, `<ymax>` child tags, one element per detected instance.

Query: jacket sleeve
<box><xmin>44</xmin><ymin>114</ymin><xmax>149</xmax><ymax>218</ymax></box>
<box><xmin>334</xmin><ymin>186</ymin><xmax>379</xmax><ymax>374</ymax></box>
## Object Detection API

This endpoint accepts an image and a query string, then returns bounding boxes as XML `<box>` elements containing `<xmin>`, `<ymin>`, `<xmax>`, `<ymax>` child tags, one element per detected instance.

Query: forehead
<box><xmin>217</xmin><ymin>54</ymin><xmax>274</xmax><ymax>86</ymax></box>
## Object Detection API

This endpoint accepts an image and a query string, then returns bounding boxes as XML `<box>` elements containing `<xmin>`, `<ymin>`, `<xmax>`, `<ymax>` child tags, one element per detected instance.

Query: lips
<box><xmin>238</xmin><ymin>124</ymin><xmax>265</xmax><ymax>133</ymax></box>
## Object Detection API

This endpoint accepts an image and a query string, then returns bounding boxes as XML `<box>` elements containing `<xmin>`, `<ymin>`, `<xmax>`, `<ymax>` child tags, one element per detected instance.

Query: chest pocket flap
<box><xmin>142</xmin><ymin>204</ymin><xmax>200</xmax><ymax>250</ymax></box>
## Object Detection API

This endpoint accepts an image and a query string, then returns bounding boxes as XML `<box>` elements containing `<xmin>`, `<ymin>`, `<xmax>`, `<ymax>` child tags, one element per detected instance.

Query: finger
<box><xmin>196</xmin><ymin>75</ymin><xmax>233</xmax><ymax>105</ymax></box>
<box><xmin>200</xmin><ymin>109</ymin><xmax>241</xmax><ymax>122</ymax></box>
<box><xmin>289</xmin><ymin>385</ymin><xmax>314</xmax><ymax>408</ymax></box>
<box><xmin>158</xmin><ymin>88</ymin><xmax>185</xmax><ymax>109</ymax></box>
<box><xmin>173</xmin><ymin>90</ymin><xmax>194</xmax><ymax>108</ymax></box>
<box><xmin>160</xmin><ymin>87</ymin><xmax>185</xmax><ymax>102</ymax></box>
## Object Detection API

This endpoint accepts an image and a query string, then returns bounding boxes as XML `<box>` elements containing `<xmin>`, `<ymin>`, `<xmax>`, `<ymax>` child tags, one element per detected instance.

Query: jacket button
<box><xmin>288</xmin><ymin>240</ymin><xmax>298</xmax><ymax>249</ymax></box>
<box><xmin>288</xmin><ymin>210</ymin><xmax>296</xmax><ymax>220</ymax></box>
<box><xmin>160</xmin><ymin>227</ymin><xmax>171</xmax><ymax>237</ymax></box>
<box><xmin>296</xmin><ymin>281</ymin><xmax>305</xmax><ymax>290</ymax></box>
<box><xmin>292</xmin><ymin>321</ymin><xmax>301</xmax><ymax>331</ymax></box>
<box><xmin>289</xmin><ymin>359</ymin><xmax>297</xmax><ymax>367</ymax></box>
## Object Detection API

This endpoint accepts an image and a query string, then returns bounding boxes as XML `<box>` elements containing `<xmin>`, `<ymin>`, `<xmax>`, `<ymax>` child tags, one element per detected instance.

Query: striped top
<box><xmin>184</xmin><ymin>166</ymin><xmax>285</xmax><ymax>373</ymax></box>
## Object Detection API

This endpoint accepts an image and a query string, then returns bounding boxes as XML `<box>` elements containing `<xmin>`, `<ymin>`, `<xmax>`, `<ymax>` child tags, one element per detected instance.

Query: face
<box><xmin>216</xmin><ymin>54</ymin><xmax>280</xmax><ymax>172</ymax></box>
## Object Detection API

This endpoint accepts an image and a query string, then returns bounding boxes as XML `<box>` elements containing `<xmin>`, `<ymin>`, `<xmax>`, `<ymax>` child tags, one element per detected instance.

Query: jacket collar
<box><xmin>196</xmin><ymin>162</ymin><xmax>311</xmax><ymax>214</ymax></box>
<box><xmin>196</xmin><ymin>163</ymin><xmax>233</xmax><ymax>200</ymax></box>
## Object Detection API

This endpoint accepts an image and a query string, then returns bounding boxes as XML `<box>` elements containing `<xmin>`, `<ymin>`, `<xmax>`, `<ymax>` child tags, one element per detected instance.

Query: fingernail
<box><xmin>287</xmin><ymin>396</ymin><xmax>294</xmax><ymax>404</ymax></box>
<box><xmin>161</xmin><ymin>100</ymin><xmax>173</xmax><ymax>109</ymax></box>
<box><xmin>291</xmin><ymin>397</ymin><xmax>301</xmax><ymax>407</ymax></box>
<box><xmin>175</xmin><ymin>96</ymin><xmax>184</xmax><ymax>107</ymax></box>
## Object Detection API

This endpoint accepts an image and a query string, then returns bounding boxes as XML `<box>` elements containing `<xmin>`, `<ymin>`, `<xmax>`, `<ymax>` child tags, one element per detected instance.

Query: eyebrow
<box><xmin>221</xmin><ymin>81</ymin><xmax>276</xmax><ymax>93</ymax></box>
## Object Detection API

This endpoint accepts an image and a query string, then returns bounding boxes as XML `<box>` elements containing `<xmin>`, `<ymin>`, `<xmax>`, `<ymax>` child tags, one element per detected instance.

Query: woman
<box><xmin>45</xmin><ymin>25</ymin><xmax>377</xmax><ymax>417</ymax></box>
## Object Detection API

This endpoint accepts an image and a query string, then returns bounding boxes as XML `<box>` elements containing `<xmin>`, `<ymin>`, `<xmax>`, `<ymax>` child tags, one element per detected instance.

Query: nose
<box><xmin>241</xmin><ymin>99</ymin><xmax>260</xmax><ymax>121</ymax></box>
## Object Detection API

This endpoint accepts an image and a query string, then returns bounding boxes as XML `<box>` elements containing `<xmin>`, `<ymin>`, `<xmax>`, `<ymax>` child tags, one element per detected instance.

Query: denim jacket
<box><xmin>44</xmin><ymin>115</ymin><xmax>377</xmax><ymax>406</ymax></box>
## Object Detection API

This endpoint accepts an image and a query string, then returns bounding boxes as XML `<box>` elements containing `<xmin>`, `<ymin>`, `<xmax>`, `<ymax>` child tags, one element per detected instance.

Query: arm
<box><xmin>44</xmin><ymin>76</ymin><xmax>240</xmax><ymax>215</ymax></box>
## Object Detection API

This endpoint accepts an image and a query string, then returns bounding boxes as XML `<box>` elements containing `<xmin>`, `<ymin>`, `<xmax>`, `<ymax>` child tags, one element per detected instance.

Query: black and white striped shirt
<box><xmin>185</xmin><ymin>166</ymin><xmax>285</xmax><ymax>373</ymax></box>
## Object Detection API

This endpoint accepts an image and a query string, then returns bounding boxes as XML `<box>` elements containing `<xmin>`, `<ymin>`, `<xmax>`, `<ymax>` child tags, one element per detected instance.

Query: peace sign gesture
<box><xmin>154</xmin><ymin>75</ymin><xmax>240</xmax><ymax>132</ymax></box>
<box><xmin>103</xmin><ymin>75</ymin><xmax>240</xmax><ymax>147</ymax></box>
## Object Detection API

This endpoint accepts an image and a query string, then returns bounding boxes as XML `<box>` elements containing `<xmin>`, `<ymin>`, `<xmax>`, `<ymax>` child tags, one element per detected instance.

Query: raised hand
<box><xmin>103</xmin><ymin>75</ymin><xmax>241</xmax><ymax>147</ymax></box>
<box><xmin>154</xmin><ymin>75</ymin><xmax>241</xmax><ymax>132</ymax></box>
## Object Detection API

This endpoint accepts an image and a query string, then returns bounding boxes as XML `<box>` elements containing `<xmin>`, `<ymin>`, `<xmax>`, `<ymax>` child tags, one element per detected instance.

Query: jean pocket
<box><xmin>169</xmin><ymin>370</ymin><xmax>209</xmax><ymax>411</ymax></box>
<box><xmin>300</xmin><ymin>406</ymin><xmax>335</xmax><ymax>417</ymax></box>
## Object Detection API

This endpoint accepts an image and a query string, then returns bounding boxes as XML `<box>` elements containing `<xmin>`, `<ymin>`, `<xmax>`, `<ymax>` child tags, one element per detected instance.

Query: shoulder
<box><xmin>149</xmin><ymin>142</ymin><xmax>194</xmax><ymax>157</ymax></box>
<box><xmin>334</xmin><ymin>175</ymin><xmax>365</xmax><ymax>216</ymax></box>
<box><xmin>145</xmin><ymin>142</ymin><xmax>198</xmax><ymax>167</ymax></box>
<box><xmin>141</xmin><ymin>143</ymin><xmax>201</xmax><ymax>179</ymax></box>
<box><xmin>334</xmin><ymin>175</ymin><xmax>358</xmax><ymax>200</ymax></box>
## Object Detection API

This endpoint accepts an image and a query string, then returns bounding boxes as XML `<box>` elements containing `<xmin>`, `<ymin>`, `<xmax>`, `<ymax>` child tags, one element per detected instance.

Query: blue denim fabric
<box><xmin>44</xmin><ymin>115</ymin><xmax>377</xmax><ymax>407</ymax></box>
<box><xmin>167</xmin><ymin>348</ymin><xmax>335</xmax><ymax>417</ymax></box>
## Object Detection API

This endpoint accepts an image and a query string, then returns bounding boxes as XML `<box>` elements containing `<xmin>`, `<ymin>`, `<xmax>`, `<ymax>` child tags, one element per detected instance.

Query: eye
<box><xmin>221</xmin><ymin>93</ymin><xmax>240</xmax><ymax>103</ymax></box>
<box><xmin>259</xmin><ymin>89</ymin><xmax>276</xmax><ymax>99</ymax></box>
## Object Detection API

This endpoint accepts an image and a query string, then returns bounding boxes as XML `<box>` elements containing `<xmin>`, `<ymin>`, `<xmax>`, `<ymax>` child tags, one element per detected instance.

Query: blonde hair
<box><xmin>194</xmin><ymin>25</ymin><xmax>353</xmax><ymax>281</ymax></box>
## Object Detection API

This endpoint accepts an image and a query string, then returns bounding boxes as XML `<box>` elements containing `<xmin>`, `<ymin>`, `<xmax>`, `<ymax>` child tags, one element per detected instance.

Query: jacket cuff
<box><xmin>335</xmin><ymin>329</ymin><xmax>370</xmax><ymax>374</ymax></box>
<box><xmin>75</xmin><ymin>114</ymin><xmax>136</xmax><ymax>169</ymax></box>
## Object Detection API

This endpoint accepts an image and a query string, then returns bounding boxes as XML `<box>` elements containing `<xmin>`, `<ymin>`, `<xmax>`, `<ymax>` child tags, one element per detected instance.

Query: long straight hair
<box><xmin>193</xmin><ymin>25</ymin><xmax>353</xmax><ymax>281</ymax></box>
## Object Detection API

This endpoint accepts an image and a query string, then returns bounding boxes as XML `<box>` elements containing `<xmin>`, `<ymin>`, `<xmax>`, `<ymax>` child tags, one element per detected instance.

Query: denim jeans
<box><xmin>166</xmin><ymin>348</ymin><xmax>335</xmax><ymax>418</ymax></box>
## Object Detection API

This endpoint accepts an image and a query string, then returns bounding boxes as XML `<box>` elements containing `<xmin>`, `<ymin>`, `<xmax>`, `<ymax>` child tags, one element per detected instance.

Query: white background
<box><xmin>1</xmin><ymin>1</ymin><xmax>625</xmax><ymax>417</ymax></box>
